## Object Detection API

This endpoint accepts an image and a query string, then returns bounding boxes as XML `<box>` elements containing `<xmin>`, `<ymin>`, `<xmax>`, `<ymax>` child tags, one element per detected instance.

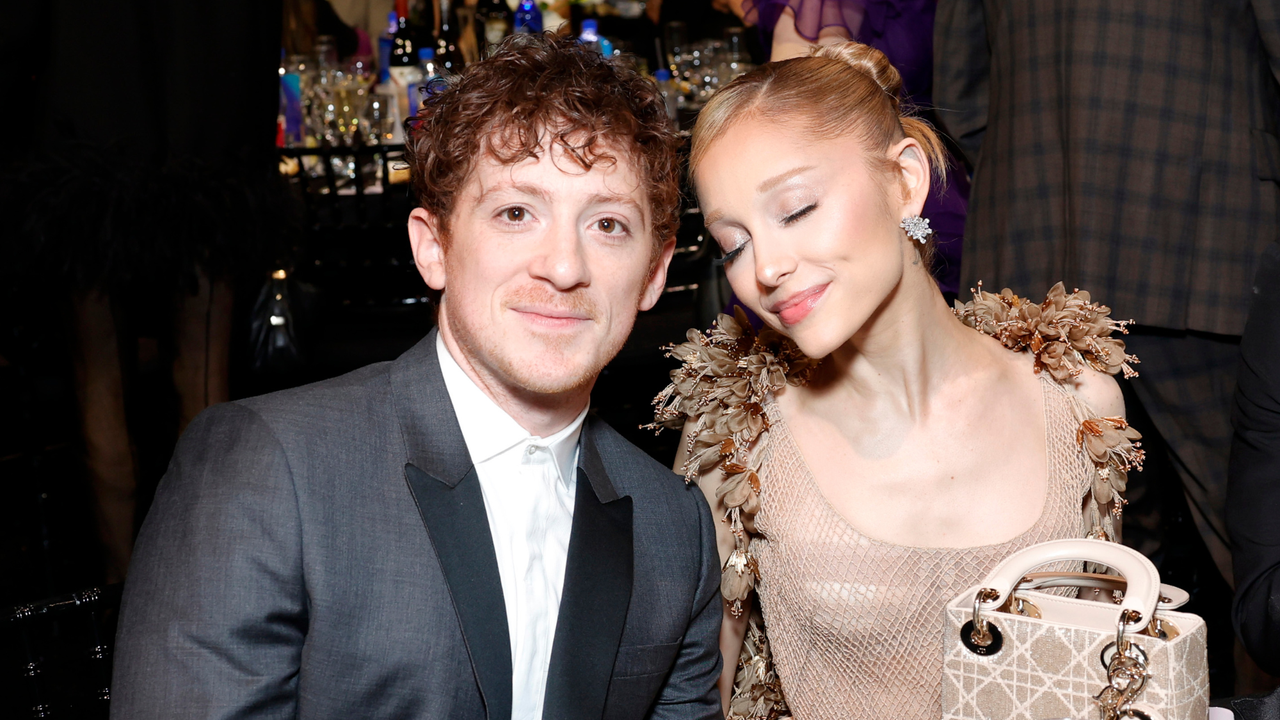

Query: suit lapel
<box><xmin>542</xmin><ymin>423</ymin><xmax>634</xmax><ymax>720</ymax></box>
<box><xmin>405</xmin><ymin>463</ymin><xmax>512</xmax><ymax>720</ymax></box>
<box><xmin>394</xmin><ymin>332</ymin><xmax>512</xmax><ymax>720</ymax></box>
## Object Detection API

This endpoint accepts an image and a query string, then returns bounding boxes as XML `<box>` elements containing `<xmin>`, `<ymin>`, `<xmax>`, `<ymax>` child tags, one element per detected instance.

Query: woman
<box><xmin>650</xmin><ymin>41</ymin><xmax>1144</xmax><ymax>718</ymax></box>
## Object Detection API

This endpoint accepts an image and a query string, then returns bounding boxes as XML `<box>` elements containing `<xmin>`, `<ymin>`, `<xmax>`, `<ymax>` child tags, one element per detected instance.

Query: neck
<box><xmin>437</xmin><ymin>316</ymin><xmax>591</xmax><ymax>438</ymax></box>
<box><xmin>808</xmin><ymin>262</ymin><xmax>980</xmax><ymax>419</ymax></box>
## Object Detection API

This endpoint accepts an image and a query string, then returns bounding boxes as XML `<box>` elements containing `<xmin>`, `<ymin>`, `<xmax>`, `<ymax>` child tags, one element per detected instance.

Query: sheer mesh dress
<box><xmin>751</xmin><ymin>377</ymin><xmax>1093</xmax><ymax>719</ymax></box>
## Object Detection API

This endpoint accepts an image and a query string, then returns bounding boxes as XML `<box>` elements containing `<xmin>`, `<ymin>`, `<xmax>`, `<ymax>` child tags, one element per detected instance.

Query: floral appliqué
<box><xmin>648</xmin><ymin>306</ymin><xmax>819</xmax><ymax>618</ymax></box>
<box><xmin>954</xmin><ymin>282</ymin><xmax>1145</xmax><ymax>539</ymax></box>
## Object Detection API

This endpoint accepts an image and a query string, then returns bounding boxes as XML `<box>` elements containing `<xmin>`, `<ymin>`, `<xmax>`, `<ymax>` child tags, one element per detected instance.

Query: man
<box><xmin>934</xmin><ymin>0</ymin><xmax>1280</xmax><ymax>584</ymax></box>
<box><xmin>110</xmin><ymin>34</ymin><xmax>722</xmax><ymax>719</ymax></box>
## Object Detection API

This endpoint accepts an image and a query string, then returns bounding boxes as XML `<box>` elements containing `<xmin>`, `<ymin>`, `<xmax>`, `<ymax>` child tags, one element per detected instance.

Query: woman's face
<box><xmin>696</xmin><ymin>115</ymin><xmax>927</xmax><ymax>358</ymax></box>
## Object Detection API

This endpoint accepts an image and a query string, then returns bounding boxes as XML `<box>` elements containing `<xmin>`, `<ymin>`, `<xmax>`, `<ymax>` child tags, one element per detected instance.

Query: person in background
<box><xmin>935</xmin><ymin>0</ymin><xmax>1280</xmax><ymax>581</ymax></box>
<box><xmin>1227</xmin><ymin>242</ymin><xmax>1280</xmax><ymax>685</ymax></box>
<box><xmin>111</xmin><ymin>34</ymin><xmax>722</xmax><ymax>719</ymax></box>
<box><xmin>739</xmin><ymin>0</ymin><xmax>968</xmax><ymax>298</ymax></box>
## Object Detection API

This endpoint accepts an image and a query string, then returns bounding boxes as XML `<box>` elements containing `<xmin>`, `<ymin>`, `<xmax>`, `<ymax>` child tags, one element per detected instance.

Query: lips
<box><xmin>769</xmin><ymin>284</ymin><xmax>828</xmax><ymax>326</ymax></box>
<box><xmin>510</xmin><ymin>305</ymin><xmax>592</xmax><ymax>330</ymax></box>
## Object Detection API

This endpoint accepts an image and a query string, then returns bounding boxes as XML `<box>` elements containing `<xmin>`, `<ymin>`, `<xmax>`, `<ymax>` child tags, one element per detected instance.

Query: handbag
<box><xmin>942</xmin><ymin>538</ymin><xmax>1208</xmax><ymax>720</ymax></box>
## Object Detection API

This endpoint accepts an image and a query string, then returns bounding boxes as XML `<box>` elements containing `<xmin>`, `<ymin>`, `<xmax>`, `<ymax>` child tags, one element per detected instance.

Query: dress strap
<box><xmin>955</xmin><ymin>282</ymin><xmax>1144</xmax><ymax>541</ymax></box>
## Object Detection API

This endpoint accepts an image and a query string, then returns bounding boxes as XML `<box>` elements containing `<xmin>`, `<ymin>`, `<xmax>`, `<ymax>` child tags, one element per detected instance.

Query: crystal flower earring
<box><xmin>900</xmin><ymin>215</ymin><xmax>932</xmax><ymax>244</ymax></box>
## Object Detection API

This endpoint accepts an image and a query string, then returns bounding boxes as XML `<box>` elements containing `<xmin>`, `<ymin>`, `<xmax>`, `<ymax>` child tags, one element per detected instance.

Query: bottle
<box><xmin>475</xmin><ymin>0</ymin><xmax>514</xmax><ymax>57</ymax></box>
<box><xmin>388</xmin><ymin>1</ymin><xmax>421</xmax><ymax>125</ymax></box>
<box><xmin>578</xmin><ymin>19</ymin><xmax>600</xmax><ymax>53</ymax></box>
<box><xmin>280</xmin><ymin>53</ymin><xmax>306</xmax><ymax>146</ymax></box>
<box><xmin>654</xmin><ymin>69</ymin><xmax>678</xmax><ymax>123</ymax></box>
<box><xmin>377</xmin><ymin>11</ymin><xmax>397</xmax><ymax>84</ymax></box>
<box><xmin>514</xmin><ymin>0</ymin><xmax>542</xmax><ymax>34</ymax></box>
<box><xmin>434</xmin><ymin>0</ymin><xmax>466</xmax><ymax>74</ymax></box>
<box><xmin>389</xmin><ymin>0</ymin><xmax>416</xmax><ymax>70</ymax></box>
<box><xmin>406</xmin><ymin>48</ymin><xmax>443</xmax><ymax>117</ymax></box>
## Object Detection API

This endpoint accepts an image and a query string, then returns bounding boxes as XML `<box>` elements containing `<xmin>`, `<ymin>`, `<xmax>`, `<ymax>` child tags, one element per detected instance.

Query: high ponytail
<box><xmin>691</xmin><ymin>40</ymin><xmax>949</xmax><ymax>190</ymax></box>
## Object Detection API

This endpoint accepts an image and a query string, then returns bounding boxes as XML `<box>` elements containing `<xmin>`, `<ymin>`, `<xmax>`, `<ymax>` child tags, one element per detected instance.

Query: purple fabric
<box><xmin>742</xmin><ymin>0</ymin><xmax>864</xmax><ymax>43</ymax></box>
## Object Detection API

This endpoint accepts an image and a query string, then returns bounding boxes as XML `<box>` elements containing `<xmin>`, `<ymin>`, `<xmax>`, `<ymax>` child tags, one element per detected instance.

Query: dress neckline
<box><xmin>763</xmin><ymin>374</ymin><xmax>1063</xmax><ymax>554</ymax></box>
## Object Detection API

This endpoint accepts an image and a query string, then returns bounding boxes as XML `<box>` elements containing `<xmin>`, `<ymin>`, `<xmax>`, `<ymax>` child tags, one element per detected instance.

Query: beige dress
<box><xmin>752</xmin><ymin>377</ymin><xmax>1094</xmax><ymax>720</ymax></box>
<box><xmin>648</xmin><ymin>284</ymin><xmax>1142</xmax><ymax>720</ymax></box>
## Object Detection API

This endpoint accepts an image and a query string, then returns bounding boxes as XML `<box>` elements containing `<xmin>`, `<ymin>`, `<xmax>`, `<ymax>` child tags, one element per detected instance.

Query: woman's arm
<box><xmin>675</xmin><ymin>420</ymin><xmax>750</xmax><ymax>715</ymax></box>
<box><xmin>769</xmin><ymin>7</ymin><xmax>853</xmax><ymax>61</ymax></box>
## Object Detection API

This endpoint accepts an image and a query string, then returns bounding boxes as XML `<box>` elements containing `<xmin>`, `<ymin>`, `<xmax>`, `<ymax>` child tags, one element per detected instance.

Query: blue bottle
<box><xmin>514</xmin><ymin>0</ymin><xmax>542</xmax><ymax>34</ymax></box>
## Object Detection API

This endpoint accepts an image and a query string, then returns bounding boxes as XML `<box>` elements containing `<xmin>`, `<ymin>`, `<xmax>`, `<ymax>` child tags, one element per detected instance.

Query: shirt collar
<box><xmin>435</xmin><ymin>333</ymin><xmax>588</xmax><ymax>488</ymax></box>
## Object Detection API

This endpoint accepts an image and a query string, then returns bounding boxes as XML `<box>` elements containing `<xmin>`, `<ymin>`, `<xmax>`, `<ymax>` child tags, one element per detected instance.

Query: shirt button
<box><xmin>526</xmin><ymin>445</ymin><xmax>538</xmax><ymax>456</ymax></box>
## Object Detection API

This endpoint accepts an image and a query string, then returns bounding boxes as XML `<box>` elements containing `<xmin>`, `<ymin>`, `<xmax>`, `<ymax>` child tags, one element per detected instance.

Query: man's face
<box><xmin>409</xmin><ymin>139</ymin><xmax>676</xmax><ymax>398</ymax></box>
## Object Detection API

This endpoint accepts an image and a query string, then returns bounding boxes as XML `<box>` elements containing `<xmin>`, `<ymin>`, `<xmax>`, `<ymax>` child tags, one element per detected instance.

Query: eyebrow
<box><xmin>703</xmin><ymin>164</ymin><xmax>819</xmax><ymax>227</ymax></box>
<box><xmin>475</xmin><ymin>182</ymin><xmax>550</xmax><ymax>205</ymax></box>
<box><xmin>584</xmin><ymin>192</ymin><xmax>645</xmax><ymax>219</ymax></box>
<box><xmin>756</xmin><ymin>165</ymin><xmax>817</xmax><ymax>194</ymax></box>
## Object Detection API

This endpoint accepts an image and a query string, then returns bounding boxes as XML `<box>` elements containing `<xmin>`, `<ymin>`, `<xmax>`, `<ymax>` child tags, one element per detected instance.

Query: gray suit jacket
<box><xmin>111</xmin><ymin>331</ymin><xmax>723</xmax><ymax>720</ymax></box>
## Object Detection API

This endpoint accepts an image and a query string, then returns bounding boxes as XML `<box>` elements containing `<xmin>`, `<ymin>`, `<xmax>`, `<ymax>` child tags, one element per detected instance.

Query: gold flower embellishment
<box><xmin>954</xmin><ymin>281</ymin><xmax>1140</xmax><ymax>381</ymax></box>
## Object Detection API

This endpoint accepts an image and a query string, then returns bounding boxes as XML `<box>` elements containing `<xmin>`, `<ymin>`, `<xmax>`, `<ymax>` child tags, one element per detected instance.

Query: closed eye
<box><xmin>716</xmin><ymin>239</ymin><xmax>748</xmax><ymax>266</ymax></box>
<box><xmin>781</xmin><ymin>203</ymin><xmax>817</xmax><ymax>226</ymax></box>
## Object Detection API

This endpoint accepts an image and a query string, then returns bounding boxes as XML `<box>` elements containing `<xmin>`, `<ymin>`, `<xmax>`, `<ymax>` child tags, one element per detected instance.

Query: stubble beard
<box><xmin>441</xmin><ymin>286</ymin><xmax>636</xmax><ymax>397</ymax></box>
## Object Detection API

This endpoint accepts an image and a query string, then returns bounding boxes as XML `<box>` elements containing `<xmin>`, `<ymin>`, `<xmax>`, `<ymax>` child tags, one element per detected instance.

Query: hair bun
<box><xmin>811</xmin><ymin>42</ymin><xmax>903</xmax><ymax>111</ymax></box>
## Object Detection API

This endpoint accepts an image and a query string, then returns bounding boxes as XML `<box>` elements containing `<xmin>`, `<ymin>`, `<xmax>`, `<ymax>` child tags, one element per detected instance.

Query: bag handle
<box><xmin>1016</xmin><ymin>572</ymin><xmax>1190</xmax><ymax>610</ymax></box>
<box><xmin>977</xmin><ymin>539</ymin><xmax>1160</xmax><ymax>629</ymax></box>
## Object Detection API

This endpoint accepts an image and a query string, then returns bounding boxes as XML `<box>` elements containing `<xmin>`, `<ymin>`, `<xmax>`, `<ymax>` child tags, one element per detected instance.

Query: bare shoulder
<box><xmin>1068</xmin><ymin>366</ymin><xmax>1126</xmax><ymax>418</ymax></box>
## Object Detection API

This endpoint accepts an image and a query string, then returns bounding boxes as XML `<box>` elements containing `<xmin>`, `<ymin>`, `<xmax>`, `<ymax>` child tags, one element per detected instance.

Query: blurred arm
<box><xmin>1228</xmin><ymin>243</ymin><xmax>1280</xmax><ymax>675</ymax></box>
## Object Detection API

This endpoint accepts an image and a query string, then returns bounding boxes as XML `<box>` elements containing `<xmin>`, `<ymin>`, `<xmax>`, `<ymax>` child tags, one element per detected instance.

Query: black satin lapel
<box><xmin>405</xmin><ymin>463</ymin><xmax>512</xmax><ymax>720</ymax></box>
<box><xmin>542</xmin><ymin>470</ymin><xmax>634</xmax><ymax>720</ymax></box>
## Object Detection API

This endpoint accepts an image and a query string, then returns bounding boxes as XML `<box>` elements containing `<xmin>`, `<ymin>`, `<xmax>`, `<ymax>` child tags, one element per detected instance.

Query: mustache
<box><xmin>504</xmin><ymin>285</ymin><xmax>599</xmax><ymax>321</ymax></box>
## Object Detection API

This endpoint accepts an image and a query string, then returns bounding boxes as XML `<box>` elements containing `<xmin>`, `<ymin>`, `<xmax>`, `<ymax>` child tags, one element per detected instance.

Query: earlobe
<box><xmin>407</xmin><ymin>208</ymin><xmax>448</xmax><ymax>290</ymax></box>
<box><xmin>638</xmin><ymin>237</ymin><xmax>678</xmax><ymax>312</ymax></box>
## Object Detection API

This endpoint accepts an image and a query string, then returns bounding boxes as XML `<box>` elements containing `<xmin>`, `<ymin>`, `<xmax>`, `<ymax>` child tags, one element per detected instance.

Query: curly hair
<box><xmin>404</xmin><ymin>33</ymin><xmax>682</xmax><ymax>247</ymax></box>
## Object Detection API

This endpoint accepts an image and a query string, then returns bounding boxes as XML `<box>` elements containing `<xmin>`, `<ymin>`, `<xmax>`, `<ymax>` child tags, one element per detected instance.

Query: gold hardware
<box><xmin>971</xmin><ymin>588</ymin><xmax>1000</xmax><ymax>645</ymax></box>
<box><xmin>1000</xmin><ymin>594</ymin><xmax>1042</xmax><ymax>619</ymax></box>
<box><xmin>1096</xmin><ymin>610</ymin><xmax>1150</xmax><ymax>720</ymax></box>
<box><xmin>1144</xmin><ymin>615</ymin><xmax>1180</xmax><ymax>641</ymax></box>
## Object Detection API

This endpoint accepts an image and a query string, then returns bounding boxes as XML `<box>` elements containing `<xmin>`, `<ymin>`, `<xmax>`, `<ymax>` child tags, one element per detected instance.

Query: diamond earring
<box><xmin>900</xmin><ymin>215</ymin><xmax>932</xmax><ymax>244</ymax></box>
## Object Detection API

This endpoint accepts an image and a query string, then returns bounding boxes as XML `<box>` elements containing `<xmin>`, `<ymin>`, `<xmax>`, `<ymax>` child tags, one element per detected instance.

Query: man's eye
<box><xmin>596</xmin><ymin>217</ymin><xmax>627</xmax><ymax>234</ymax></box>
<box><xmin>502</xmin><ymin>207</ymin><xmax>527</xmax><ymax>222</ymax></box>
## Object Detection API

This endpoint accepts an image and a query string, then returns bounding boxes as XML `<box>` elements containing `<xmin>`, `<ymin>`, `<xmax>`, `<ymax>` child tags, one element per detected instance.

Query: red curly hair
<box><xmin>404</xmin><ymin>33</ymin><xmax>682</xmax><ymax>247</ymax></box>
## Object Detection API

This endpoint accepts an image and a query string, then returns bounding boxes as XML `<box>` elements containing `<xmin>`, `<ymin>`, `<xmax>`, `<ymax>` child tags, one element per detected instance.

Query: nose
<box><xmin>752</xmin><ymin>233</ymin><xmax>796</xmax><ymax>289</ymax></box>
<box><xmin>528</xmin><ymin>219</ymin><xmax>591</xmax><ymax>290</ymax></box>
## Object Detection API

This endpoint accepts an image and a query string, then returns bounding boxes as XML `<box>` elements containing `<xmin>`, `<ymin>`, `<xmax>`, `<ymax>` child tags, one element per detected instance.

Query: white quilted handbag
<box><xmin>942</xmin><ymin>538</ymin><xmax>1208</xmax><ymax>720</ymax></box>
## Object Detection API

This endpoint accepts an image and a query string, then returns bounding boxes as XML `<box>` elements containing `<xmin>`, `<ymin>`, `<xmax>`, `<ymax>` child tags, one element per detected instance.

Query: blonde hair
<box><xmin>691</xmin><ymin>41</ymin><xmax>948</xmax><ymax>199</ymax></box>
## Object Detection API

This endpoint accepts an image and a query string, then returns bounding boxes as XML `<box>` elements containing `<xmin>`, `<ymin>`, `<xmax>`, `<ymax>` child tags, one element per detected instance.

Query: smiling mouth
<box><xmin>511</xmin><ymin>306</ymin><xmax>593</xmax><ymax>329</ymax></box>
<box><xmin>769</xmin><ymin>284</ymin><xmax>828</xmax><ymax>326</ymax></box>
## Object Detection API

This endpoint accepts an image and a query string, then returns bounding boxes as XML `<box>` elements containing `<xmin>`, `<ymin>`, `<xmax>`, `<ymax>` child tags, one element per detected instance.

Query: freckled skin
<box><xmin>409</xmin><ymin>140</ymin><xmax>676</xmax><ymax>434</ymax></box>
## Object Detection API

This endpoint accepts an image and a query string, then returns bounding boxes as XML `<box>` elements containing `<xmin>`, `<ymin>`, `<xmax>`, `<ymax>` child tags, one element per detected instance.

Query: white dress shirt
<box><xmin>436</xmin><ymin>335</ymin><xmax>587</xmax><ymax>720</ymax></box>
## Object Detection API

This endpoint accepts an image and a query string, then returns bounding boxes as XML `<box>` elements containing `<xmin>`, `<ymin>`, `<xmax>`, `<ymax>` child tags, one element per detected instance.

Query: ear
<box><xmin>407</xmin><ymin>207</ymin><xmax>448</xmax><ymax>291</ymax></box>
<box><xmin>889</xmin><ymin>137</ymin><xmax>930</xmax><ymax>218</ymax></box>
<box><xmin>638</xmin><ymin>236</ymin><xmax>678</xmax><ymax>312</ymax></box>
